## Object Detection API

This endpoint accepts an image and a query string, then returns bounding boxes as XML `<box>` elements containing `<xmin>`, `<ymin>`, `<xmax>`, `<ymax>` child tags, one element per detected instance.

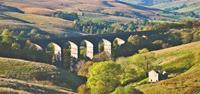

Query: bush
<box><xmin>78</xmin><ymin>84</ymin><xmax>90</xmax><ymax>94</ymax></box>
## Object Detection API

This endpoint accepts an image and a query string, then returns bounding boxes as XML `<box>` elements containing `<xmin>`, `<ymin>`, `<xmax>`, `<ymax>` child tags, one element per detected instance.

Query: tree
<box><xmin>78</xmin><ymin>84</ymin><xmax>90</xmax><ymax>94</ymax></box>
<box><xmin>142</xmin><ymin>52</ymin><xmax>156</xmax><ymax>75</ymax></box>
<box><xmin>1</xmin><ymin>29</ymin><xmax>14</xmax><ymax>45</ymax></box>
<box><xmin>11</xmin><ymin>42</ymin><xmax>21</xmax><ymax>50</ymax></box>
<box><xmin>1</xmin><ymin>29</ymin><xmax>11</xmax><ymax>36</ymax></box>
<box><xmin>87</xmin><ymin>62</ymin><xmax>122</xmax><ymax>94</ymax></box>
<box><xmin>78</xmin><ymin>61</ymin><xmax>93</xmax><ymax>77</ymax></box>
<box><xmin>1</xmin><ymin>36</ymin><xmax>14</xmax><ymax>45</ymax></box>
<box><xmin>152</xmin><ymin>40</ymin><xmax>164</xmax><ymax>49</ymax></box>
<box><xmin>181</xmin><ymin>19</ymin><xmax>200</xmax><ymax>28</ymax></box>
<box><xmin>63</xmin><ymin>48</ymin><xmax>71</xmax><ymax>70</ymax></box>
<box><xmin>166</xmin><ymin>31</ymin><xmax>182</xmax><ymax>45</ymax></box>
<box><xmin>16</xmin><ymin>31</ymin><xmax>27</xmax><ymax>40</ymax></box>
<box><xmin>138</xmin><ymin>48</ymin><xmax>149</xmax><ymax>54</ymax></box>
<box><xmin>112</xmin><ymin>23</ymin><xmax>123</xmax><ymax>33</ymax></box>
<box><xmin>127</xmin><ymin>22</ymin><xmax>137</xmax><ymax>32</ymax></box>
<box><xmin>28</xmin><ymin>29</ymin><xmax>38</xmax><ymax>38</ymax></box>
<box><xmin>46</xmin><ymin>43</ymin><xmax>55</xmax><ymax>64</ymax></box>
<box><xmin>193</xmin><ymin>31</ymin><xmax>200</xmax><ymax>41</ymax></box>
<box><xmin>128</xmin><ymin>35</ymin><xmax>142</xmax><ymax>46</ymax></box>
<box><xmin>53</xmin><ymin>11</ymin><xmax>79</xmax><ymax>21</ymax></box>
<box><xmin>180</xmin><ymin>31</ymin><xmax>193</xmax><ymax>44</ymax></box>
<box><xmin>93</xmin><ymin>52</ymin><xmax>111</xmax><ymax>62</ymax></box>
<box><xmin>25</xmin><ymin>40</ymin><xmax>32</xmax><ymax>49</ymax></box>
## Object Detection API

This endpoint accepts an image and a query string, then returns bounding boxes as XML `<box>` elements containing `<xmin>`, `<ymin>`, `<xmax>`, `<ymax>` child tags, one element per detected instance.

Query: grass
<box><xmin>116</xmin><ymin>41</ymin><xmax>200</xmax><ymax>75</ymax></box>
<box><xmin>112</xmin><ymin>41</ymin><xmax>200</xmax><ymax>94</ymax></box>
<box><xmin>151</xmin><ymin>1</ymin><xmax>186</xmax><ymax>9</ymax></box>
<box><xmin>5</xmin><ymin>12</ymin><xmax>73</xmax><ymax>34</ymax></box>
<box><xmin>176</xmin><ymin>2</ymin><xmax>200</xmax><ymax>13</ymax></box>
<box><xmin>130</xmin><ymin>41</ymin><xmax>200</xmax><ymax>94</ymax></box>
<box><xmin>0</xmin><ymin>78</ymin><xmax>77</xmax><ymax>94</ymax></box>
<box><xmin>152</xmin><ymin>0</ymin><xmax>200</xmax><ymax>17</ymax></box>
<box><xmin>0</xmin><ymin>0</ymin><xmax>198</xmax><ymax>38</ymax></box>
<box><xmin>136</xmin><ymin>63</ymin><xmax>200</xmax><ymax>94</ymax></box>
<box><xmin>0</xmin><ymin>87</ymin><xmax>30</xmax><ymax>94</ymax></box>
<box><xmin>0</xmin><ymin>57</ymin><xmax>83</xmax><ymax>93</ymax></box>
<box><xmin>1</xmin><ymin>0</ymin><xmax>191</xmax><ymax>28</ymax></box>
<box><xmin>87</xmin><ymin>41</ymin><xmax>200</xmax><ymax>94</ymax></box>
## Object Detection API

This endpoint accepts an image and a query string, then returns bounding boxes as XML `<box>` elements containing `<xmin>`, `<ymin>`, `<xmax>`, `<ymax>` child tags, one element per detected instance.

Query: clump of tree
<box><xmin>0</xmin><ymin>29</ymin><xmax>52</xmax><ymax>64</ymax></box>
<box><xmin>52</xmin><ymin>11</ymin><xmax>79</xmax><ymax>21</ymax></box>
<box><xmin>87</xmin><ymin>62</ymin><xmax>122</xmax><ymax>94</ymax></box>
<box><xmin>80</xmin><ymin>52</ymin><xmax>157</xmax><ymax>94</ymax></box>
<box><xmin>114</xmin><ymin>19</ymin><xmax>200</xmax><ymax>57</ymax></box>
<box><xmin>74</xmin><ymin>20</ymin><xmax>138</xmax><ymax>34</ymax></box>
<box><xmin>0</xmin><ymin>28</ymin><xmax>50</xmax><ymax>41</ymax></box>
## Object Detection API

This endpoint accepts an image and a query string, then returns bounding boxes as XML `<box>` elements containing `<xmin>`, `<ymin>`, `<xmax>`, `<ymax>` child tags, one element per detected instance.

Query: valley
<box><xmin>0</xmin><ymin>0</ymin><xmax>200</xmax><ymax>94</ymax></box>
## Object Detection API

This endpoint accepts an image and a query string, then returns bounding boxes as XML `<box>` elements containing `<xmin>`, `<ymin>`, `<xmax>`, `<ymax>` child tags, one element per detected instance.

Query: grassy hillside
<box><xmin>121</xmin><ymin>0</ymin><xmax>177</xmax><ymax>6</ymax></box>
<box><xmin>151</xmin><ymin>0</ymin><xmax>200</xmax><ymax>17</ymax></box>
<box><xmin>136</xmin><ymin>63</ymin><xmax>200</xmax><ymax>94</ymax></box>
<box><xmin>84</xmin><ymin>41</ymin><xmax>200</xmax><ymax>94</ymax></box>
<box><xmin>151</xmin><ymin>0</ymin><xmax>188</xmax><ymax>9</ymax></box>
<box><xmin>125</xmin><ymin>41</ymin><xmax>200</xmax><ymax>94</ymax></box>
<box><xmin>5</xmin><ymin>12</ymin><xmax>74</xmax><ymax>34</ymax></box>
<box><xmin>175</xmin><ymin>2</ymin><xmax>200</xmax><ymax>15</ymax></box>
<box><xmin>120</xmin><ymin>41</ymin><xmax>200</xmax><ymax>75</ymax></box>
<box><xmin>0</xmin><ymin>57</ymin><xmax>83</xmax><ymax>93</ymax></box>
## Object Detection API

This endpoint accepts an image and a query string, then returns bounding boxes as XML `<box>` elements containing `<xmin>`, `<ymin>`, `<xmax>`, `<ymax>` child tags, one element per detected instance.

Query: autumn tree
<box><xmin>87</xmin><ymin>62</ymin><xmax>122</xmax><ymax>94</ymax></box>
<box><xmin>1</xmin><ymin>29</ymin><xmax>14</xmax><ymax>45</ymax></box>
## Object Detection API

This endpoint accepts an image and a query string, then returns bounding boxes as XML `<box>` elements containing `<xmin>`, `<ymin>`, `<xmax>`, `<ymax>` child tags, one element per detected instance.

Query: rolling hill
<box><xmin>84</xmin><ymin>41</ymin><xmax>200</xmax><ymax>94</ymax></box>
<box><xmin>122</xmin><ymin>0</ymin><xmax>200</xmax><ymax>18</ymax></box>
<box><xmin>136</xmin><ymin>63</ymin><xmax>200</xmax><ymax>94</ymax></box>
<box><xmin>0</xmin><ymin>0</ymin><xmax>200</xmax><ymax>94</ymax></box>
<box><xmin>121</xmin><ymin>0</ymin><xmax>177</xmax><ymax>6</ymax></box>
<box><xmin>0</xmin><ymin>57</ymin><xmax>83</xmax><ymax>94</ymax></box>
<box><xmin>0</xmin><ymin>0</ymin><xmax>194</xmax><ymax>37</ymax></box>
<box><xmin>151</xmin><ymin>0</ymin><xmax>200</xmax><ymax>16</ymax></box>
<box><xmin>122</xmin><ymin>41</ymin><xmax>200</xmax><ymax>94</ymax></box>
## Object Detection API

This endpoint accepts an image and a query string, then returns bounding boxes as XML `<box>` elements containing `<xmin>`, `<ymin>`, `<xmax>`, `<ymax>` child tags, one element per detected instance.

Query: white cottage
<box><xmin>148</xmin><ymin>70</ymin><xmax>159</xmax><ymax>82</ymax></box>
<box><xmin>148</xmin><ymin>70</ymin><xmax>168</xmax><ymax>82</ymax></box>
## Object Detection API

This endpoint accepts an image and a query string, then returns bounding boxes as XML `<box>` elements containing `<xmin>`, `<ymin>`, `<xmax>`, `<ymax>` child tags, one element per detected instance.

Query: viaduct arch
<box><xmin>51</xmin><ymin>43</ymin><xmax>62</xmax><ymax>62</ymax></box>
<box><xmin>31</xmin><ymin>31</ymin><xmax>157</xmax><ymax>63</ymax></box>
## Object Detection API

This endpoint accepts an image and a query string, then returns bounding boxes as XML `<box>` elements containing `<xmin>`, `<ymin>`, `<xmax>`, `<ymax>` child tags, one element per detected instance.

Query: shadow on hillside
<box><xmin>133</xmin><ymin>89</ymin><xmax>144</xmax><ymax>94</ymax></box>
<box><xmin>102</xmin><ymin>1</ymin><xmax>115</xmax><ymax>7</ymax></box>
<box><xmin>0</xmin><ymin>79</ymin><xmax>75</xmax><ymax>94</ymax></box>
<box><xmin>0</xmin><ymin>4</ymin><xmax>23</xmax><ymax>13</ymax></box>
<box><xmin>115</xmin><ymin>0</ymin><xmax>161</xmax><ymax>11</ymax></box>
<box><xmin>131</xmin><ymin>11</ymin><xmax>149</xmax><ymax>19</ymax></box>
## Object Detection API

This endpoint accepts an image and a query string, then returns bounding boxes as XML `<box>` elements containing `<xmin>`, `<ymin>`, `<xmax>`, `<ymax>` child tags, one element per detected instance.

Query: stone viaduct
<box><xmin>31</xmin><ymin>31</ymin><xmax>157</xmax><ymax>62</ymax></box>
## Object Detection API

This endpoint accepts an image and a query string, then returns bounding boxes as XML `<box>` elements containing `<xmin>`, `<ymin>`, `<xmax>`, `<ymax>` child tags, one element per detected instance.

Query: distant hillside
<box><xmin>0</xmin><ymin>57</ymin><xmax>83</xmax><ymax>93</ymax></box>
<box><xmin>151</xmin><ymin>0</ymin><xmax>200</xmax><ymax>16</ymax></box>
<box><xmin>121</xmin><ymin>0</ymin><xmax>200</xmax><ymax>18</ymax></box>
<box><xmin>121</xmin><ymin>0</ymin><xmax>179</xmax><ymax>6</ymax></box>
<box><xmin>0</xmin><ymin>0</ymin><xmax>193</xmax><ymax>37</ymax></box>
